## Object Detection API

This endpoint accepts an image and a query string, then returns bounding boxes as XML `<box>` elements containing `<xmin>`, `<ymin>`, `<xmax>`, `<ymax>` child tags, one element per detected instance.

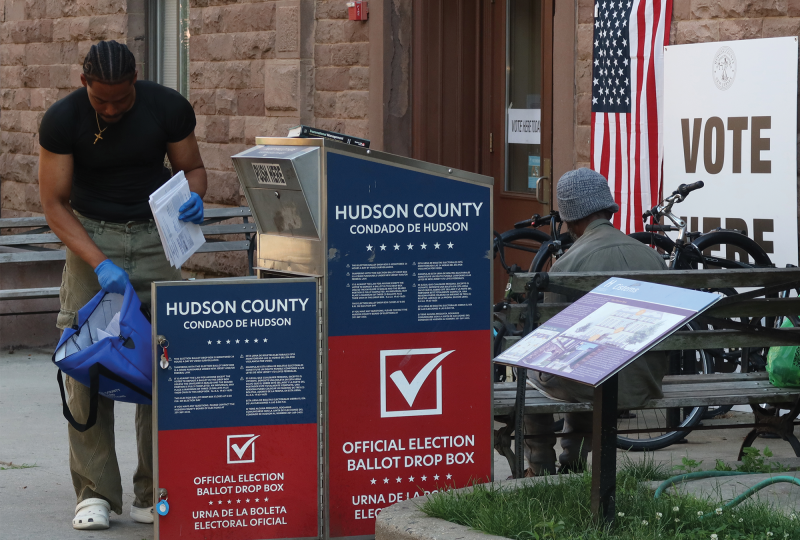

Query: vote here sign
<box><xmin>664</xmin><ymin>37</ymin><xmax>798</xmax><ymax>267</ymax></box>
<box><xmin>153</xmin><ymin>279</ymin><xmax>319</xmax><ymax>540</ymax></box>
<box><xmin>324</xmin><ymin>151</ymin><xmax>493</xmax><ymax>538</ymax></box>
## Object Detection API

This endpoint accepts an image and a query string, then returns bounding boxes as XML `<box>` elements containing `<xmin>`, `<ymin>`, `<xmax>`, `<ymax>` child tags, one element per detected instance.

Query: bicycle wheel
<box><xmin>690</xmin><ymin>232</ymin><xmax>773</xmax><ymax>416</ymax></box>
<box><xmin>693</xmin><ymin>231</ymin><xmax>774</xmax><ymax>372</ymax></box>
<box><xmin>492</xmin><ymin>227</ymin><xmax>550</xmax><ymax>269</ymax></box>
<box><xmin>693</xmin><ymin>230</ymin><xmax>772</xmax><ymax>268</ymax></box>
<box><xmin>616</xmin><ymin>322</ymin><xmax>713</xmax><ymax>451</ymax></box>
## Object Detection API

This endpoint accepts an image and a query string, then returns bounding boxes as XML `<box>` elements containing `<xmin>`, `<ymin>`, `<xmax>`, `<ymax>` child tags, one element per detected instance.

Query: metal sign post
<box><xmin>152</xmin><ymin>278</ymin><xmax>321</xmax><ymax>540</ymax></box>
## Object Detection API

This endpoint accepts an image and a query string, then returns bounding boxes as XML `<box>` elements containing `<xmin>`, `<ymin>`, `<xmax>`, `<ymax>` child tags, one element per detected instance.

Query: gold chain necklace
<box><xmin>93</xmin><ymin>111</ymin><xmax>107</xmax><ymax>144</ymax></box>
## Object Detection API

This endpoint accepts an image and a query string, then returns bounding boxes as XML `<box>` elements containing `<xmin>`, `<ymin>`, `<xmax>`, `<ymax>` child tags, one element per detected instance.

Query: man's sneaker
<box><xmin>131</xmin><ymin>505</ymin><xmax>154</xmax><ymax>524</ymax></box>
<box><xmin>73</xmin><ymin>498</ymin><xmax>110</xmax><ymax>530</ymax></box>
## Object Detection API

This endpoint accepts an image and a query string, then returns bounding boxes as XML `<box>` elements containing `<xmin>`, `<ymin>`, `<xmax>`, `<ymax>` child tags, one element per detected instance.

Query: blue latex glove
<box><xmin>94</xmin><ymin>260</ymin><xmax>130</xmax><ymax>295</ymax></box>
<box><xmin>179</xmin><ymin>192</ymin><xmax>204</xmax><ymax>224</ymax></box>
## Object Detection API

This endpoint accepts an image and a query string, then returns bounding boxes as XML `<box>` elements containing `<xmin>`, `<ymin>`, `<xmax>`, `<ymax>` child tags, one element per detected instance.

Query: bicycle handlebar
<box><xmin>645</xmin><ymin>224</ymin><xmax>679</xmax><ymax>232</ymax></box>
<box><xmin>513</xmin><ymin>215</ymin><xmax>538</xmax><ymax>229</ymax></box>
<box><xmin>676</xmin><ymin>181</ymin><xmax>704</xmax><ymax>197</ymax></box>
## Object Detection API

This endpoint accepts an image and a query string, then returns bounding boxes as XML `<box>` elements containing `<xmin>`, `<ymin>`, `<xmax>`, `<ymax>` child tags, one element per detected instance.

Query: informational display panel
<box><xmin>495</xmin><ymin>278</ymin><xmax>718</xmax><ymax>386</ymax></box>
<box><xmin>664</xmin><ymin>37</ymin><xmax>798</xmax><ymax>267</ymax></box>
<box><xmin>325</xmin><ymin>151</ymin><xmax>493</xmax><ymax>538</ymax></box>
<box><xmin>153</xmin><ymin>279</ymin><xmax>320</xmax><ymax>540</ymax></box>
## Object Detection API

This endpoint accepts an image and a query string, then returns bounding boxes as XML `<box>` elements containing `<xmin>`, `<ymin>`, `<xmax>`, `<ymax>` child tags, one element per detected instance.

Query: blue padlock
<box><xmin>157</xmin><ymin>500</ymin><xmax>169</xmax><ymax>516</ymax></box>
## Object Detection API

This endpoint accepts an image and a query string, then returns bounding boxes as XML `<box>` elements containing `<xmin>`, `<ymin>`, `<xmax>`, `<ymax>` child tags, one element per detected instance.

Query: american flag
<box><xmin>590</xmin><ymin>0</ymin><xmax>672</xmax><ymax>233</ymax></box>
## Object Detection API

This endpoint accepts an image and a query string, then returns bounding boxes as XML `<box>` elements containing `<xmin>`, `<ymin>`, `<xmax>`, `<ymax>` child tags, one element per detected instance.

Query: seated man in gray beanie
<box><xmin>524</xmin><ymin>167</ymin><xmax>667</xmax><ymax>476</ymax></box>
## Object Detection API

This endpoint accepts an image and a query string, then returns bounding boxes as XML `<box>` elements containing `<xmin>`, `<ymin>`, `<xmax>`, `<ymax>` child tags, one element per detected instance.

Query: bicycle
<box><xmin>494</xmin><ymin>181</ymin><xmax>777</xmax><ymax>450</ymax></box>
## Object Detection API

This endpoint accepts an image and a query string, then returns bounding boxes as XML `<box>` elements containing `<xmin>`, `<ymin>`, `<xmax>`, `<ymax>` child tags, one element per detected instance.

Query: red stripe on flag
<box><xmin>645</xmin><ymin>0</ymin><xmax>662</xmax><ymax>219</ymax></box>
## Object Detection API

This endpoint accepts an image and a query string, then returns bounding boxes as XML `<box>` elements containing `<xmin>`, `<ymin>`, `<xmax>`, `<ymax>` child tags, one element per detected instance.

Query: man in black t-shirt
<box><xmin>39</xmin><ymin>40</ymin><xmax>207</xmax><ymax>531</ymax></box>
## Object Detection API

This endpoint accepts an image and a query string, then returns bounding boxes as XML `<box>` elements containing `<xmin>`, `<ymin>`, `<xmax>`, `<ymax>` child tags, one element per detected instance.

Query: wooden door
<box><xmin>411</xmin><ymin>0</ymin><xmax>554</xmax><ymax>302</ymax></box>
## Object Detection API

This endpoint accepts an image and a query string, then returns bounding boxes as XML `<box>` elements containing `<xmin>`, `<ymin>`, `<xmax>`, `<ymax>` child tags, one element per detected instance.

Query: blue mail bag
<box><xmin>52</xmin><ymin>283</ymin><xmax>153</xmax><ymax>432</ymax></box>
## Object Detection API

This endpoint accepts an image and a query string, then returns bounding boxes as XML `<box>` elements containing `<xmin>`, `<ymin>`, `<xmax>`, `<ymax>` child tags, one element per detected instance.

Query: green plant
<box><xmin>618</xmin><ymin>452</ymin><xmax>671</xmax><ymax>488</ymax></box>
<box><xmin>672</xmin><ymin>455</ymin><xmax>704</xmax><ymax>474</ymax></box>
<box><xmin>714</xmin><ymin>459</ymin><xmax>734</xmax><ymax>472</ymax></box>
<box><xmin>421</xmin><ymin>472</ymin><xmax>798</xmax><ymax>540</ymax></box>
<box><xmin>0</xmin><ymin>462</ymin><xmax>36</xmax><ymax>471</ymax></box>
<box><xmin>737</xmin><ymin>447</ymin><xmax>790</xmax><ymax>474</ymax></box>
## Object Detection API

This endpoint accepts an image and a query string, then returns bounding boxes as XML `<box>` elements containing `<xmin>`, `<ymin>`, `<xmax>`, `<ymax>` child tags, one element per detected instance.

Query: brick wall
<box><xmin>574</xmin><ymin>0</ymin><xmax>800</xmax><ymax>171</ymax></box>
<box><xmin>184</xmin><ymin>0</ymin><xmax>371</xmax><ymax>276</ymax></box>
<box><xmin>0</xmin><ymin>0</ymin><xmax>144</xmax><ymax>220</ymax></box>
<box><xmin>313</xmin><ymin>0</ymin><xmax>369</xmax><ymax>138</ymax></box>
<box><xmin>0</xmin><ymin>0</ymin><xmax>373</xmax><ymax>277</ymax></box>
<box><xmin>187</xmin><ymin>0</ymin><xmax>280</xmax><ymax>276</ymax></box>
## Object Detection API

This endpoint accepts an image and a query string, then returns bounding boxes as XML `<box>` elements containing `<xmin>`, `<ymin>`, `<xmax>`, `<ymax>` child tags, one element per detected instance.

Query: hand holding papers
<box><xmin>149</xmin><ymin>171</ymin><xmax>205</xmax><ymax>268</ymax></box>
<box><xmin>494</xmin><ymin>278</ymin><xmax>720</xmax><ymax>387</ymax></box>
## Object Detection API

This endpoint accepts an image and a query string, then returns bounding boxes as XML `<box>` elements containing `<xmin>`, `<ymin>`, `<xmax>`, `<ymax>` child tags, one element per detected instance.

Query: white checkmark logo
<box><xmin>231</xmin><ymin>435</ymin><xmax>259</xmax><ymax>458</ymax></box>
<box><xmin>390</xmin><ymin>350</ymin><xmax>454</xmax><ymax>406</ymax></box>
<box><xmin>227</xmin><ymin>435</ymin><xmax>260</xmax><ymax>463</ymax></box>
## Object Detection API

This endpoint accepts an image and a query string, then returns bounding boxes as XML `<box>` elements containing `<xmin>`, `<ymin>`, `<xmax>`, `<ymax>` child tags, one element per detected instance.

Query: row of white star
<box><xmin>370</xmin><ymin>473</ymin><xmax>453</xmax><ymax>485</ymax></box>
<box><xmin>593</xmin><ymin>96</ymin><xmax>629</xmax><ymax>106</ymax></box>
<box><xmin>209</xmin><ymin>497</ymin><xmax>268</xmax><ymax>505</ymax></box>
<box><xmin>596</xmin><ymin>37</ymin><xmax>628</xmax><ymax>49</ymax></box>
<box><xmin>367</xmin><ymin>242</ymin><xmax>454</xmax><ymax>251</ymax></box>
<box><xmin>207</xmin><ymin>338</ymin><xmax>268</xmax><ymax>344</ymax></box>
<box><xmin>597</xmin><ymin>1</ymin><xmax>632</xmax><ymax>12</ymax></box>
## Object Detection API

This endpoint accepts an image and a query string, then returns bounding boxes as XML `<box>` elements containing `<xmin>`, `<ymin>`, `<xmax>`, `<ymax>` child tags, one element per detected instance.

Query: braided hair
<box><xmin>83</xmin><ymin>40</ymin><xmax>137</xmax><ymax>84</ymax></box>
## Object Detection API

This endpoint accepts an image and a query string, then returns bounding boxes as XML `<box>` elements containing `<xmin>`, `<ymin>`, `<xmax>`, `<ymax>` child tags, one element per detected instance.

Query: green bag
<box><xmin>766</xmin><ymin>317</ymin><xmax>800</xmax><ymax>388</ymax></box>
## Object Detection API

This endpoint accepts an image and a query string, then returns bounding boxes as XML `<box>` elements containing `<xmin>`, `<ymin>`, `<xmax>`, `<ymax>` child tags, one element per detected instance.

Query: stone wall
<box><xmin>186</xmin><ymin>0</ymin><xmax>280</xmax><ymax>276</ymax></box>
<box><xmin>183</xmin><ymin>0</ymin><xmax>370</xmax><ymax>276</ymax></box>
<box><xmin>574</xmin><ymin>0</ymin><xmax>800</xmax><ymax>171</ymax></box>
<box><xmin>0</xmin><ymin>0</ymin><xmax>373</xmax><ymax>277</ymax></box>
<box><xmin>0</xmin><ymin>0</ymin><xmax>144</xmax><ymax>220</ymax></box>
<box><xmin>313</xmin><ymin>0</ymin><xmax>369</xmax><ymax>138</ymax></box>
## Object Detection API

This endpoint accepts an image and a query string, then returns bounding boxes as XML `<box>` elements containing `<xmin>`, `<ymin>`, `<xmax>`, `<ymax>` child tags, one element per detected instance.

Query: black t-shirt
<box><xmin>39</xmin><ymin>80</ymin><xmax>196</xmax><ymax>222</ymax></box>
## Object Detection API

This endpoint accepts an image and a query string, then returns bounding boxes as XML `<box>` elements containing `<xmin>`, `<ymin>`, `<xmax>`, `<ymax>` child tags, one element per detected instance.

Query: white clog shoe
<box><xmin>131</xmin><ymin>505</ymin><xmax>154</xmax><ymax>524</ymax></box>
<box><xmin>73</xmin><ymin>498</ymin><xmax>110</xmax><ymax>530</ymax></box>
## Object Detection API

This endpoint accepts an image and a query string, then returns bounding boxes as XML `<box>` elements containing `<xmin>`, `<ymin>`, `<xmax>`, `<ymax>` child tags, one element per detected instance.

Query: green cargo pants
<box><xmin>57</xmin><ymin>214</ymin><xmax>181</xmax><ymax>514</ymax></box>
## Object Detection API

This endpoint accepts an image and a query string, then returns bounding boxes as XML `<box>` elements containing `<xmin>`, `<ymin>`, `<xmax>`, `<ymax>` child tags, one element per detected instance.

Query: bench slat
<box><xmin>509</xmin><ymin>268</ymin><xmax>800</xmax><ymax>293</ymax></box>
<box><xmin>492</xmin><ymin>373</ymin><xmax>800</xmax><ymax>415</ymax></box>
<box><xmin>196</xmin><ymin>241</ymin><xmax>251</xmax><ymax>253</ymax></box>
<box><xmin>0</xmin><ymin>250</ymin><xmax>67</xmax><ymax>263</ymax></box>
<box><xmin>204</xmin><ymin>207</ymin><xmax>252</xmax><ymax>218</ymax></box>
<box><xmin>0</xmin><ymin>240</ymin><xmax>251</xmax><ymax>265</ymax></box>
<box><xmin>201</xmin><ymin>223</ymin><xmax>256</xmax><ymax>235</ymax></box>
<box><xmin>0</xmin><ymin>232</ymin><xmax>60</xmax><ymax>246</ymax></box>
<box><xmin>505</xmin><ymin>298</ymin><xmax>800</xmax><ymax>324</ymax></box>
<box><xmin>0</xmin><ymin>216</ymin><xmax>49</xmax><ymax>228</ymax></box>
<box><xmin>0</xmin><ymin>287</ymin><xmax>60</xmax><ymax>300</ymax></box>
<box><xmin>0</xmin><ymin>223</ymin><xmax>256</xmax><ymax>247</ymax></box>
<box><xmin>500</xmin><ymin>327</ymin><xmax>800</xmax><ymax>351</ymax></box>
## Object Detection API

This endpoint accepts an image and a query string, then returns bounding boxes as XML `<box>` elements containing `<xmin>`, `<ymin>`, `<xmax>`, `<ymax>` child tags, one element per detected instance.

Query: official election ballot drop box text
<box><xmin>152</xmin><ymin>278</ymin><xmax>321</xmax><ymax>540</ymax></box>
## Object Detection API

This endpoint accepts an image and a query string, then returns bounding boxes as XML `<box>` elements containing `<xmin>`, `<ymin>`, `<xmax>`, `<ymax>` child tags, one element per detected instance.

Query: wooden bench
<box><xmin>493</xmin><ymin>372</ymin><xmax>800</xmax><ymax>477</ymax></box>
<box><xmin>492</xmin><ymin>267</ymin><xmax>800</xmax><ymax>519</ymax></box>
<box><xmin>0</xmin><ymin>206</ymin><xmax>256</xmax><ymax>305</ymax></box>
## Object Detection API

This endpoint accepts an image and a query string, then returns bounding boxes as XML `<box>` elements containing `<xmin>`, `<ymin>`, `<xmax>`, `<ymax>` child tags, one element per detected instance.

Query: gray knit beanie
<box><xmin>556</xmin><ymin>168</ymin><xmax>619</xmax><ymax>222</ymax></box>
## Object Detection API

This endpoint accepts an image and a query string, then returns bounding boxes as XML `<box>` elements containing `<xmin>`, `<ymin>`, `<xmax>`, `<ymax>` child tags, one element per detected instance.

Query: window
<box><xmin>147</xmin><ymin>0</ymin><xmax>189</xmax><ymax>97</ymax></box>
<box><xmin>505</xmin><ymin>0</ymin><xmax>547</xmax><ymax>194</ymax></box>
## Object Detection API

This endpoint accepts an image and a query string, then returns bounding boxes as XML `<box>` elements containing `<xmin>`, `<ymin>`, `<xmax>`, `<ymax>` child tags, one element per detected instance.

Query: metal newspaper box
<box><xmin>233</xmin><ymin>138</ymin><xmax>494</xmax><ymax>539</ymax></box>
<box><xmin>152</xmin><ymin>277</ymin><xmax>321</xmax><ymax>540</ymax></box>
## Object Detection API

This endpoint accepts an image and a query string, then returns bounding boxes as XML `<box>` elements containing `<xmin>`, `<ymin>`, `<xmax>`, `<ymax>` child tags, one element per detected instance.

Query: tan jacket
<box><xmin>529</xmin><ymin>219</ymin><xmax>669</xmax><ymax>409</ymax></box>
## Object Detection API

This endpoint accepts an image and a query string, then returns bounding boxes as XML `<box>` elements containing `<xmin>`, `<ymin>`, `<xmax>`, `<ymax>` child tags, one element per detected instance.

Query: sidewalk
<box><xmin>2</xmin><ymin>348</ymin><xmax>798</xmax><ymax>539</ymax></box>
<box><xmin>0</xmin><ymin>348</ymin><xmax>153</xmax><ymax>540</ymax></box>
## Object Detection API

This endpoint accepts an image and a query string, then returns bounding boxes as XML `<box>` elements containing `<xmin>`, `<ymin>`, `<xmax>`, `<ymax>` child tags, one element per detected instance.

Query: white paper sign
<box><xmin>663</xmin><ymin>37</ymin><xmax>798</xmax><ymax>267</ymax></box>
<box><xmin>508</xmin><ymin>108</ymin><xmax>541</xmax><ymax>145</ymax></box>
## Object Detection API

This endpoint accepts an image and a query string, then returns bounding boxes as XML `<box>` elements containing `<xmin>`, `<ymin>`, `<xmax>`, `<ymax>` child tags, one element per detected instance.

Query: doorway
<box><xmin>411</xmin><ymin>0</ymin><xmax>554</xmax><ymax>301</ymax></box>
